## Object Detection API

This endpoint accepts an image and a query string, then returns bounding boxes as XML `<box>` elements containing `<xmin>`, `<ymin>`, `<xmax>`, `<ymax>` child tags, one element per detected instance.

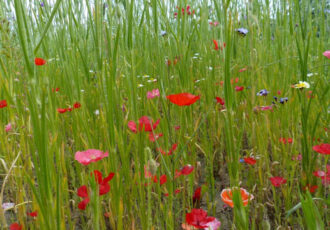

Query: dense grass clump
<box><xmin>0</xmin><ymin>0</ymin><xmax>329</xmax><ymax>229</ymax></box>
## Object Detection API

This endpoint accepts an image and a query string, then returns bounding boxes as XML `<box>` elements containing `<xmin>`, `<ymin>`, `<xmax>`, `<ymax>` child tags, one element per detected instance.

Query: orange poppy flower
<box><xmin>220</xmin><ymin>188</ymin><xmax>253</xmax><ymax>208</ymax></box>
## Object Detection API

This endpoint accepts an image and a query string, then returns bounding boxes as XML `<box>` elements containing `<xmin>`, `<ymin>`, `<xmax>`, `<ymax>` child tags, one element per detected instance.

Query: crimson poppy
<box><xmin>244</xmin><ymin>157</ymin><xmax>256</xmax><ymax>165</ymax></box>
<box><xmin>193</xmin><ymin>187</ymin><xmax>201</xmax><ymax>204</ymax></box>
<box><xmin>167</xmin><ymin>93</ymin><xmax>200</xmax><ymax>106</ymax></box>
<box><xmin>34</xmin><ymin>57</ymin><xmax>46</xmax><ymax>66</ymax></box>
<box><xmin>57</xmin><ymin>108</ymin><xmax>67</xmax><ymax>114</ymax></box>
<box><xmin>0</xmin><ymin>100</ymin><xmax>7</xmax><ymax>108</ymax></box>
<box><xmin>27</xmin><ymin>211</ymin><xmax>38</xmax><ymax>217</ymax></box>
<box><xmin>180</xmin><ymin>164</ymin><xmax>194</xmax><ymax>175</ymax></box>
<box><xmin>312</xmin><ymin>143</ymin><xmax>330</xmax><ymax>155</ymax></box>
<box><xmin>93</xmin><ymin>170</ymin><xmax>115</xmax><ymax>195</ymax></box>
<box><xmin>158</xmin><ymin>143</ymin><xmax>178</xmax><ymax>156</ymax></box>
<box><xmin>213</xmin><ymin>40</ymin><xmax>219</xmax><ymax>50</ymax></box>
<box><xmin>185</xmin><ymin>209</ymin><xmax>215</xmax><ymax>229</ymax></box>
<box><xmin>77</xmin><ymin>185</ymin><xmax>89</xmax><ymax>210</ymax></box>
<box><xmin>159</xmin><ymin>174</ymin><xmax>167</xmax><ymax>185</ymax></box>
<box><xmin>10</xmin><ymin>223</ymin><xmax>22</xmax><ymax>230</ymax></box>
<box><xmin>73</xmin><ymin>102</ymin><xmax>81</xmax><ymax>109</ymax></box>
<box><xmin>270</xmin><ymin>177</ymin><xmax>287</xmax><ymax>187</ymax></box>
<box><xmin>138</xmin><ymin>116</ymin><xmax>160</xmax><ymax>132</ymax></box>
<box><xmin>215</xmin><ymin>97</ymin><xmax>225</xmax><ymax>105</ymax></box>
<box><xmin>235</xmin><ymin>86</ymin><xmax>244</xmax><ymax>92</ymax></box>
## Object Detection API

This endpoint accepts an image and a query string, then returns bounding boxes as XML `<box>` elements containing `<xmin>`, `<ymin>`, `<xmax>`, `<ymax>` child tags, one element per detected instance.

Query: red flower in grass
<box><xmin>185</xmin><ymin>209</ymin><xmax>215</xmax><ymax>229</ymax></box>
<box><xmin>279</xmin><ymin>138</ymin><xmax>293</xmax><ymax>144</ymax></box>
<box><xmin>159</xmin><ymin>174</ymin><xmax>167</xmax><ymax>185</ymax></box>
<box><xmin>239</xmin><ymin>67</ymin><xmax>247</xmax><ymax>72</ymax></box>
<box><xmin>73</xmin><ymin>102</ymin><xmax>81</xmax><ymax>109</ymax></box>
<box><xmin>167</xmin><ymin>93</ymin><xmax>200</xmax><ymax>106</ymax></box>
<box><xmin>180</xmin><ymin>164</ymin><xmax>194</xmax><ymax>175</ymax></box>
<box><xmin>139</xmin><ymin>116</ymin><xmax>160</xmax><ymax>132</ymax></box>
<box><xmin>149</xmin><ymin>132</ymin><xmax>163</xmax><ymax>142</ymax></box>
<box><xmin>221</xmin><ymin>188</ymin><xmax>254</xmax><ymax>208</ymax></box>
<box><xmin>303</xmin><ymin>185</ymin><xmax>318</xmax><ymax>193</ymax></box>
<box><xmin>270</xmin><ymin>177</ymin><xmax>287</xmax><ymax>187</ymax></box>
<box><xmin>193</xmin><ymin>187</ymin><xmax>201</xmax><ymax>204</ymax></box>
<box><xmin>128</xmin><ymin>117</ymin><xmax>160</xmax><ymax>133</ymax></box>
<box><xmin>215</xmin><ymin>97</ymin><xmax>225</xmax><ymax>105</ymax></box>
<box><xmin>10</xmin><ymin>223</ymin><xmax>22</xmax><ymax>230</ymax></box>
<box><xmin>27</xmin><ymin>211</ymin><xmax>38</xmax><ymax>217</ymax></box>
<box><xmin>57</xmin><ymin>108</ymin><xmax>67</xmax><ymax>113</ymax></box>
<box><xmin>0</xmin><ymin>100</ymin><xmax>7</xmax><ymax>108</ymax></box>
<box><xmin>52</xmin><ymin>87</ymin><xmax>60</xmax><ymax>92</ymax></box>
<box><xmin>93</xmin><ymin>170</ymin><xmax>115</xmax><ymax>195</ymax></box>
<box><xmin>35</xmin><ymin>57</ymin><xmax>46</xmax><ymax>66</ymax></box>
<box><xmin>158</xmin><ymin>143</ymin><xmax>178</xmax><ymax>156</ymax></box>
<box><xmin>235</xmin><ymin>86</ymin><xmax>244</xmax><ymax>92</ymax></box>
<box><xmin>77</xmin><ymin>185</ymin><xmax>90</xmax><ymax>210</ymax></box>
<box><xmin>244</xmin><ymin>157</ymin><xmax>257</xmax><ymax>165</ymax></box>
<box><xmin>313</xmin><ymin>165</ymin><xmax>330</xmax><ymax>185</ymax></box>
<box><xmin>213</xmin><ymin>40</ymin><xmax>219</xmax><ymax>50</ymax></box>
<box><xmin>128</xmin><ymin>121</ymin><xmax>137</xmax><ymax>133</ymax></box>
<box><xmin>313</xmin><ymin>143</ymin><xmax>330</xmax><ymax>155</ymax></box>
<box><xmin>75</xmin><ymin>149</ymin><xmax>108</xmax><ymax>165</ymax></box>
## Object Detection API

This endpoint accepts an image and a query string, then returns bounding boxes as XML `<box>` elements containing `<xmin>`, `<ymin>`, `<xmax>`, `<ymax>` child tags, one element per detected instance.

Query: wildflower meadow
<box><xmin>0</xmin><ymin>0</ymin><xmax>329</xmax><ymax>229</ymax></box>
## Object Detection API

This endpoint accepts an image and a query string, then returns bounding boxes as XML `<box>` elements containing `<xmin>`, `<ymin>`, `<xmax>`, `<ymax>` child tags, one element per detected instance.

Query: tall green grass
<box><xmin>0</xmin><ymin>0</ymin><xmax>329</xmax><ymax>229</ymax></box>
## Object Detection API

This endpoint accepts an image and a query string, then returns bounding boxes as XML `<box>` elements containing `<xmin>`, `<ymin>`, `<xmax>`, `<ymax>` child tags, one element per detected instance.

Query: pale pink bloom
<box><xmin>75</xmin><ymin>149</ymin><xmax>108</xmax><ymax>165</ymax></box>
<box><xmin>204</xmin><ymin>218</ymin><xmax>221</xmax><ymax>230</ymax></box>
<box><xmin>5</xmin><ymin>123</ymin><xmax>12</xmax><ymax>132</ymax></box>
<box><xmin>260</xmin><ymin>106</ymin><xmax>273</xmax><ymax>111</ymax></box>
<box><xmin>323</xmin><ymin>50</ymin><xmax>330</xmax><ymax>59</ymax></box>
<box><xmin>147</xmin><ymin>89</ymin><xmax>160</xmax><ymax>99</ymax></box>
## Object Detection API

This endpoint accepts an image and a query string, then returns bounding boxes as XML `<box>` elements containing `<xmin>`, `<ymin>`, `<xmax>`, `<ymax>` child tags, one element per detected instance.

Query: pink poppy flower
<box><xmin>75</xmin><ymin>149</ymin><xmax>108</xmax><ymax>165</ymax></box>
<box><xmin>128</xmin><ymin>121</ymin><xmax>137</xmax><ymax>133</ymax></box>
<box><xmin>323</xmin><ymin>50</ymin><xmax>330</xmax><ymax>59</ymax></box>
<box><xmin>147</xmin><ymin>89</ymin><xmax>160</xmax><ymax>99</ymax></box>
<box><xmin>235</xmin><ymin>86</ymin><xmax>244</xmax><ymax>92</ymax></box>
<box><xmin>239</xmin><ymin>67</ymin><xmax>247</xmax><ymax>72</ymax></box>
<box><xmin>270</xmin><ymin>177</ymin><xmax>287</xmax><ymax>187</ymax></box>
<box><xmin>5</xmin><ymin>123</ymin><xmax>12</xmax><ymax>132</ymax></box>
<box><xmin>312</xmin><ymin>143</ymin><xmax>330</xmax><ymax>155</ymax></box>
<box><xmin>139</xmin><ymin>116</ymin><xmax>160</xmax><ymax>132</ymax></box>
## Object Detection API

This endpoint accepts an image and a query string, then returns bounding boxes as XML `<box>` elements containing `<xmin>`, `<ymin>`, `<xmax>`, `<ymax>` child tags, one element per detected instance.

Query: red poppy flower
<box><xmin>159</xmin><ymin>174</ymin><xmax>167</xmax><ymax>185</ymax></box>
<box><xmin>167</xmin><ymin>93</ymin><xmax>200</xmax><ymax>106</ymax></box>
<box><xmin>74</xmin><ymin>102</ymin><xmax>81</xmax><ymax>109</ymax></box>
<box><xmin>303</xmin><ymin>185</ymin><xmax>318</xmax><ymax>193</ymax></box>
<box><xmin>213</xmin><ymin>40</ymin><xmax>219</xmax><ymax>50</ymax></box>
<box><xmin>312</xmin><ymin>143</ymin><xmax>330</xmax><ymax>155</ymax></box>
<box><xmin>77</xmin><ymin>185</ymin><xmax>90</xmax><ymax>210</ymax></box>
<box><xmin>244</xmin><ymin>157</ymin><xmax>256</xmax><ymax>165</ymax></box>
<box><xmin>10</xmin><ymin>223</ymin><xmax>22</xmax><ymax>230</ymax></box>
<box><xmin>92</xmin><ymin>170</ymin><xmax>115</xmax><ymax>195</ymax></box>
<box><xmin>230</xmin><ymin>77</ymin><xmax>239</xmax><ymax>84</ymax></box>
<box><xmin>193</xmin><ymin>187</ymin><xmax>201</xmax><ymax>204</ymax></box>
<box><xmin>270</xmin><ymin>177</ymin><xmax>287</xmax><ymax>187</ymax></box>
<box><xmin>27</xmin><ymin>211</ymin><xmax>38</xmax><ymax>217</ymax></box>
<box><xmin>149</xmin><ymin>132</ymin><xmax>163</xmax><ymax>142</ymax></box>
<box><xmin>78</xmin><ymin>197</ymin><xmax>90</xmax><ymax>210</ymax></box>
<box><xmin>34</xmin><ymin>57</ymin><xmax>46</xmax><ymax>66</ymax></box>
<box><xmin>235</xmin><ymin>86</ymin><xmax>244</xmax><ymax>92</ymax></box>
<box><xmin>215</xmin><ymin>97</ymin><xmax>225</xmax><ymax>105</ymax></box>
<box><xmin>0</xmin><ymin>100</ymin><xmax>7</xmax><ymax>108</ymax></box>
<box><xmin>185</xmin><ymin>209</ymin><xmax>215</xmax><ymax>228</ymax></box>
<box><xmin>175</xmin><ymin>125</ymin><xmax>181</xmax><ymax>130</ymax></box>
<box><xmin>52</xmin><ymin>87</ymin><xmax>60</xmax><ymax>92</ymax></box>
<box><xmin>57</xmin><ymin>108</ymin><xmax>67</xmax><ymax>114</ymax></box>
<box><xmin>158</xmin><ymin>143</ymin><xmax>178</xmax><ymax>156</ymax></box>
<box><xmin>180</xmin><ymin>164</ymin><xmax>194</xmax><ymax>175</ymax></box>
<box><xmin>138</xmin><ymin>116</ymin><xmax>160</xmax><ymax>132</ymax></box>
<box><xmin>128</xmin><ymin>121</ymin><xmax>137</xmax><ymax>133</ymax></box>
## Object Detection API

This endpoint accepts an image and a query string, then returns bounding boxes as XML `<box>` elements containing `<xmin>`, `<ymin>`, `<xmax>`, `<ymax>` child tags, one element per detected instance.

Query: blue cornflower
<box><xmin>235</xmin><ymin>28</ymin><xmax>248</xmax><ymax>36</ymax></box>
<box><xmin>280</xmin><ymin>97</ymin><xmax>288</xmax><ymax>104</ymax></box>
<box><xmin>256</xmin><ymin>89</ymin><xmax>269</xmax><ymax>96</ymax></box>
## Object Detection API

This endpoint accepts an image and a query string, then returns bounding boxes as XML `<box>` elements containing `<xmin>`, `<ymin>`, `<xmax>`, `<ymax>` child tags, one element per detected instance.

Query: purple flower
<box><xmin>256</xmin><ymin>89</ymin><xmax>269</xmax><ymax>96</ymax></box>
<box><xmin>235</xmin><ymin>28</ymin><xmax>248</xmax><ymax>36</ymax></box>
<box><xmin>280</xmin><ymin>97</ymin><xmax>288</xmax><ymax>104</ymax></box>
<box><xmin>40</xmin><ymin>2</ymin><xmax>44</xmax><ymax>7</ymax></box>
